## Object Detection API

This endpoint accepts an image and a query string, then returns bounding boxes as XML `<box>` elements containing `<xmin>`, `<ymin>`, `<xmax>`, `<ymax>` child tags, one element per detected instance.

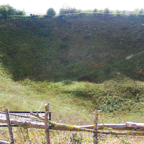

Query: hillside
<box><xmin>0</xmin><ymin>13</ymin><xmax>144</xmax><ymax>112</ymax></box>
<box><xmin>0</xmin><ymin>13</ymin><xmax>144</xmax><ymax>83</ymax></box>
<box><xmin>0</xmin><ymin>13</ymin><xmax>144</xmax><ymax>143</ymax></box>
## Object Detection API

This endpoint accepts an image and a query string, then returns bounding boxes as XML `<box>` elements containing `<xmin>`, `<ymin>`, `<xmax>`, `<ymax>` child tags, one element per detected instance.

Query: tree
<box><xmin>0</xmin><ymin>5</ymin><xmax>9</xmax><ymax>16</ymax></box>
<box><xmin>139</xmin><ymin>9</ymin><xmax>144</xmax><ymax>14</ymax></box>
<box><xmin>93</xmin><ymin>9</ymin><xmax>98</xmax><ymax>12</ymax></box>
<box><xmin>103</xmin><ymin>8</ymin><xmax>110</xmax><ymax>14</ymax></box>
<box><xmin>0</xmin><ymin>4</ymin><xmax>25</xmax><ymax>16</ymax></box>
<box><xmin>59</xmin><ymin>6</ymin><xmax>78</xmax><ymax>15</ymax></box>
<box><xmin>122</xmin><ymin>10</ymin><xmax>126</xmax><ymax>15</ymax></box>
<box><xmin>47</xmin><ymin>8</ymin><xmax>56</xmax><ymax>16</ymax></box>
<box><xmin>114</xmin><ymin>10</ymin><xmax>121</xmax><ymax>15</ymax></box>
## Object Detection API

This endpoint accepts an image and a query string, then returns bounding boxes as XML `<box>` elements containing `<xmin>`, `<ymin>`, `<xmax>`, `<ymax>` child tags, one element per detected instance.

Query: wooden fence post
<box><xmin>5</xmin><ymin>109</ymin><xmax>14</xmax><ymax>144</ymax></box>
<box><xmin>94</xmin><ymin>110</ymin><xmax>101</xmax><ymax>144</ymax></box>
<box><xmin>45</xmin><ymin>103</ymin><xmax>50</xmax><ymax>144</ymax></box>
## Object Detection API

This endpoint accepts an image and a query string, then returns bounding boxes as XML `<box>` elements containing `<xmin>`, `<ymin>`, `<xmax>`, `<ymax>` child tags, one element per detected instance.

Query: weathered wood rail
<box><xmin>0</xmin><ymin>103</ymin><xmax>144</xmax><ymax>144</ymax></box>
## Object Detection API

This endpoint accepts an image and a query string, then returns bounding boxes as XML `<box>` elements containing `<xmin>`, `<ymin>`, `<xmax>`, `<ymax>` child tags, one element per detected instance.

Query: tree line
<box><xmin>0</xmin><ymin>4</ymin><xmax>26</xmax><ymax>16</ymax></box>
<box><xmin>47</xmin><ymin>7</ymin><xmax>144</xmax><ymax>17</ymax></box>
<box><xmin>1</xmin><ymin>4</ymin><xmax>144</xmax><ymax>17</ymax></box>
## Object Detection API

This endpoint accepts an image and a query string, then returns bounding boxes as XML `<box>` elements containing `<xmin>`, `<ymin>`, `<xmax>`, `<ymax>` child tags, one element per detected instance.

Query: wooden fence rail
<box><xmin>0</xmin><ymin>140</ymin><xmax>10</xmax><ymax>144</ymax></box>
<box><xmin>0</xmin><ymin>103</ymin><xmax>144</xmax><ymax>144</ymax></box>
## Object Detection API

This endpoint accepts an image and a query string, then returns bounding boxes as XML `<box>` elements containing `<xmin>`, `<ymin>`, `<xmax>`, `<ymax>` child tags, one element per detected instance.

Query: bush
<box><xmin>121</xmin><ymin>10</ymin><xmax>126</xmax><ymax>15</ymax></box>
<box><xmin>114</xmin><ymin>10</ymin><xmax>122</xmax><ymax>16</ymax></box>
<box><xmin>46</xmin><ymin>8</ymin><xmax>56</xmax><ymax>17</ymax></box>
<box><xmin>96</xmin><ymin>12</ymin><xmax>104</xmax><ymax>16</ymax></box>
<box><xmin>37</xmin><ymin>28</ymin><xmax>50</xmax><ymax>37</ymax></box>
<box><xmin>103</xmin><ymin>8</ymin><xmax>110</xmax><ymax>14</ymax></box>
<box><xmin>78</xmin><ymin>13</ymin><xmax>86</xmax><ymax>17</ymax></box>
<box><xmin>139</xmin><ymin>9</ymin><xmax>144</xmax><ymax>14</ymax></box>
<box><xmin>16</xmin><ymin>10</ymin><xmax>26</xmax><ymax>16</ymax></box>
<box><xmin>93</xmin><ymin>9</ymin><xmax>98</xmax><ymax>12</ymax></box>
<box><xmin>57</xmin><ymin>14</ymin><xmax>66</xmax><ymax>19</ymax></box>
<box><xmin>99</xmin><ymin>9</ymin><xmax>103</xmax><ymax>13</ymax></box>
<box><xmin>44</xmin><ymin>15</ymin><xmax>52</xmax><ymax>18</ymax></box>
<box><xmin>59</xmin><ymin>7</ymin><xmax>80</xmax><ymax>15</ymax></box>
<box><xmin>0</xmin><ymin>4</ymin><xmax>25</xmax><ymax>16</ymax></box>
<box><xmin>132</xmin><ymin>8</ymin><xmax>139</xmax><ymax>15</ymax></box>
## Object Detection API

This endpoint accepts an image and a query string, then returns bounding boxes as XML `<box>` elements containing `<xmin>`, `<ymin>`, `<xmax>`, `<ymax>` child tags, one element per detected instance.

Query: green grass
<box><xmin>0</xmin><ymin>62</ymin><xmax>144</xmax><ymax>123</ymax></box>
<box><xmin>0</xmin><ymin>14</ymin><xmax>144</xmax><ymax>143</ymax></box>
<box><xmin>0</xmin><ymin>14</ymin><xmax>144</xmax><ymax>82</ymax></box>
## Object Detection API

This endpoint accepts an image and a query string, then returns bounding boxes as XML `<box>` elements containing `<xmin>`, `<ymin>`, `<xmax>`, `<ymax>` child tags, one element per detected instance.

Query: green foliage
<box><xmin>19</xmin><ymin>44</ymin><xmax>30</xmax><ymax>53</ymax></box>
<box><xmin>96</xmin><ymin>12</ymin><xmax>104</xmax><ymax>16</ymax></box>
<box><xmin>103</xmin><ymin>8</ymin><xmax>110</xmax><ymax>14</ymax></box>
<box><xmin>59</xmin><ymin>6</ymin><xmax>80</xmax><ymax>15</ymax></box>
<box><xmin>93</xmin><ymin>9</ymin><xmax>98</xmax><ymax>12</ymax></box>
<box><xmin>0</xmin><ymin>4</ymin><xmax>25</xmax><ymax>16</ymax></box>
<box><xmin>122</xmin><ymin>10</ymin><xmax>126</xmax><ymax>15</ymax></box>
<box><xmin>83</xmin><ymin>10</ymin><xmax>93</xmax><ymax>13</ymax></box>
<box><xmin>16</xmin><ymin>10</ymin><xmax>26</xmax><ymax>16</ymax></box>
<box><xmin>131</xmin><ymin>8</ymin><xmax>144</xmax><ymax>15</ymax></box>
<box><xmin>70</xmin><ymin>133</ymin><xmax>83</xmax><ymax>143</ymax></box>
<box><xmin>0</xmin><ymin>13</ymin><xmax>144</xmax><ymax>84</ymax></box>
<box><xmin>139</xmin><ymin>9</ymin><xmax>144</xmax><ymax>14</ymax></box>
<box><xmin>56</xmin><ymin>14</ymin><xmax>66</xmax><ymax>19</ymax></box>
<box><xmin>99</xmin><ymin>9</ymin><xmax>103</xmax><ymax>13</ymax></box>
<box><xmin>114</xmin><ymin>10</ymin><xmax>122</xmax><ymax>16</ymax></box>
<box><xmin>62</xmin><ymin>80</ymin><xmax>73</xmax><ymax>85</ymax></box>
<box><xmin>1</xmin><ymin>14</ymin><xmax>144</xmax><ymax>144</ymax></box>
<box><xmin>46</xmin><ymin>8</ymin><xmax>56</xmax><ymax>17</ymax></box>
<box><xmin>44</xmin><ymin>15</ymin><xmax>52</xmax><ymax>18</ymax></box>
<box><xmin>37</xmin><ymin>28</ymin><xmax>50</xmax><ymax>37</ymax></box>
<box><xmin>78</xmin><ymin>13</ymin><xmax>87</xmax><ymax>17</ymax></box>
<box><xmin>0</xmin><ymin>5</ymin><xmax>8</xmax><ymax>16</ymax></box>
<box><xmin>132</xmin><ymin>8</ymin><xmax>139</xmax><ymax>15</ymax></box>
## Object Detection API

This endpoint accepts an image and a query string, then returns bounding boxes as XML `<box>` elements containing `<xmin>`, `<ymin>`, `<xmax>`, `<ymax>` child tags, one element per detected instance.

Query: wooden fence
<box><xmin>0</xmin><ymin>103</ymin><xmax>144</xmax><ymax>144</ymax></box>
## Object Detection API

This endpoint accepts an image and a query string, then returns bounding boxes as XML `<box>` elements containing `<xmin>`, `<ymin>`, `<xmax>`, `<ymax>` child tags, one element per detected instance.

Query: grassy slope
<box><xmin>0</xmin><ymin>14</ymin><xmax>144</xmax><ymax>82</ymax></box>
<box><xmin>1</xmin><ymin>16</ymin><xmax>144</xmax><ymax>143</ymax></box>
<box><xmin>0</xmin><ymin>14</ymin><xmax>144</xmax><ymax>123</ymax></box>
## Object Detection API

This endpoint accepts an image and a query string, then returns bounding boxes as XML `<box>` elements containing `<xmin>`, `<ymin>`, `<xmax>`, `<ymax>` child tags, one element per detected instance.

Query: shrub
<box><xmin>103</xmin><ymin>8</ymin><xmax>110</xmax><ymax>14</ymax></box>
<box><xmin>98</xmin><ymin>9</ymin><xmax>103</xmax><ymax>13</ymax></box>
<box><xmin>44</xmin><ymin>15</ymin><xmax>52</xmax><ymax>18</ymax></box>
<box><xmin>121</xmin><ymin>10</ymin><xmax>126</xmax><ymax>15</ymax></box>
<box><xmin>93</xmin><ymin>9</ymin><xmax>98</xmax><ymax>12</ymax></box>
<box><xmin>46</xmin><ymin>8</ymin><xmax>56</xmax><ymax>17</ymax></box>
<box><xmin>0</xmin><ymin>4</ymin><xmax>25</xmax><ymax>16</ymax></box>
<box><xmin>139</xmin><ymin>9</ymin><xmax>144</xmax><ymax>14</ymax></box>
<box><xmin>62</xmin><ymin>80</ymin><xmax>73</xmax><ymax>85</ymax></box>
<box><xmin>83</xmin><ymin>10</ymin><xmax>93</xmax><ymax>13</ymax></box>
<box><xmin>132</xmin><ymin>8</ymin><xmax>139</xmax><ymax>15</ymax></box>
<box><xmin>78</xmin><ymin>13</ymin><xmax>86</xmax><ymax>17</ymax></box>
<box><xmin>37</xmin><ymin>28</ymin><xmax>50</xmax><ymax>37</ymax></box>
<box><xmin>57</xmin><ymin>14</ymin><xmax>66</xmax><ymax>19</ymax></box>
<box><xmin>96</xmin><ymin>12</ymin><xmax>104</xmax><ymax>16</ymax></box>
<box><xmin>16</xmin><ymin>10</ymin><xmax>26</xmax><ymax>16</ymax></box>
<box><xmin>59</xmin><ymin>7</ymin><xmax>79</xmax><ymax>15</ymax></box>
<box><xmin>114</xmin><ymin>10</ymin><xmax>122</xmax><ymax>16</ymax></box>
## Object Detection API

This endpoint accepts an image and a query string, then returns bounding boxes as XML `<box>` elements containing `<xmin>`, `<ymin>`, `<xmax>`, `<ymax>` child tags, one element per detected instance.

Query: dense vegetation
<box><xmin>0</xmin><ymin>12</ymin><xmax>144</xmax><ymax>110</ymax></box>
<box><xmin>0</xmin><ymin>13</ymin><xmax>144</xmax><ymax>82</ymax></box>
<box><xmin>0</xmin><ymin>4</ymin><xmax>26</xmax><ymax>16</ymax></box>
<box><xmin>0</xmin><ymin>9</ymin><xmax>144</xmax><ymax>143</ymax></box>
<box><xmin>59</xmin><ymin>7</ymin><xmax>144</xmax><ymax>15</ymax></box>
<box><xmin>46</xmin><ymin>8</ymin><xmax>56</xmax><ymax>16</ymax></box>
